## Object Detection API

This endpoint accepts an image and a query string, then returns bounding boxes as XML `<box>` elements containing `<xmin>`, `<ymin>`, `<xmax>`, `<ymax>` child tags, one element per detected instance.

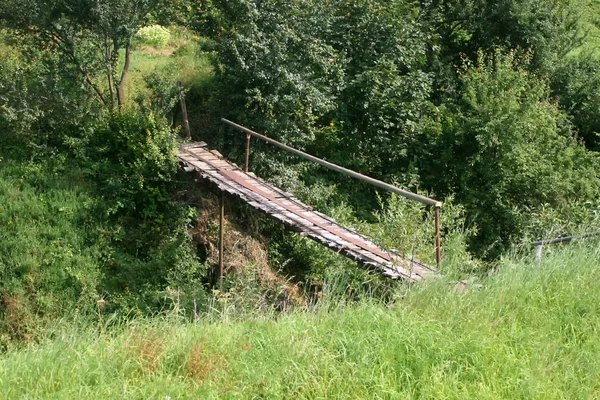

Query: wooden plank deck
<box><xmin>178</xmin><ymin>144</ymin><xmax>435</xmax><ymax>281</ymax></box>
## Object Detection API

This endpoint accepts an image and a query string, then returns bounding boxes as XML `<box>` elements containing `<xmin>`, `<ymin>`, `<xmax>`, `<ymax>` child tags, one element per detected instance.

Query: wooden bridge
<box><xmin>179</xmin><ymin>139</ymin><xmax>436</xmax><ymax>282</ymax></box>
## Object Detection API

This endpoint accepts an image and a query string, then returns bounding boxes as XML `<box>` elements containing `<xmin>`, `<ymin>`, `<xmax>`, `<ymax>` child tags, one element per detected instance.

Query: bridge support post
<box><xmin>435</xmin><ymin>205</ymin><xmax>441</xmax><ymax>268</ymax></box>
<box><xmin>218</xmin><ymin>191</ymin><xmax>225</xmax><ymax>290</ymax></box>
<box><xmin>178</xmin><ymin>81</ymin><xmax>191</xmax><ymax>140</ymax></box>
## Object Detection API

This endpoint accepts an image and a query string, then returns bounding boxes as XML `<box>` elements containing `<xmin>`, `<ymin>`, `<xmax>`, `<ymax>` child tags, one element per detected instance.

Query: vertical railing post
<box><xmin>435</xmin><ymin>205</ymin><xmax>441</xmax><ymax>268</ymax></box>
<box><xmin>245</xmin><ymin>133</ymin><xmax>251</xmax><ymax>173</ymax></box>
<box><xmin>178</xmin><ymin>81</ymin><xmax>191</xmax><ymax>140</ymax></box>
<box><xmin>535</xmin><ymin>244</ymin><xmax>543</xmax><ymax>263</ymax></box>
<box><xmin>218</xmin><ymin>191</ymin><xmax>225</xmax><ymax>290</ymax></box>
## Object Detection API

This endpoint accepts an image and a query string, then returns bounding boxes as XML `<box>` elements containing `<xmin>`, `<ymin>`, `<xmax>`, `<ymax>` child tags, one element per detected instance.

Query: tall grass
<box><xmin>1</xmin><ymin>242</ymin><xmax>599</xmax><ymax>399</ymax></box>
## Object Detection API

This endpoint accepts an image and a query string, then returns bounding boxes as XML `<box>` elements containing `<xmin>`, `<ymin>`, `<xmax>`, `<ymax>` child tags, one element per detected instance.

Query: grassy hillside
<box><xmin>0</xmin><ymin>159</ymin><xmax>103</xmax><ymax>343</ymax></box>
<box><xmin>1</xmin><ymin>244</ymin><xmax>599</xmax><ymax>399</ymax></box>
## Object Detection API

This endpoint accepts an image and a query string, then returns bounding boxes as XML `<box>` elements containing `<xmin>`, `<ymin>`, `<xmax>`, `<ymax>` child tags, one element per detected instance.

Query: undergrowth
<box><xmin>0</xmin><ymin>159</ymin><xmax>103</xmax><ymax>346</ymax></box>
<box><xmin>1</xmin><ymin>243</ymin><xmax>599</xmax><ymax>399</ymax></box>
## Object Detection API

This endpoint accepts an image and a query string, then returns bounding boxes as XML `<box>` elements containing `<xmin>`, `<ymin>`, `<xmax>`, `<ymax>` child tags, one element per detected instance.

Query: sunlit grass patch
<box><xmin>123</xmin><ymin>31</ymin><xmax>214</xmax><ymax>105</ymax></box>
<box><xmin>2</xmin><ymin>243</ymin><xmax>600</xmax><ymax>398</ymax></box>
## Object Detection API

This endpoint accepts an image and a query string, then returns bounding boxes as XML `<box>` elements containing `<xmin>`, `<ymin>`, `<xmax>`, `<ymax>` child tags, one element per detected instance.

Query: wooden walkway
<box><xmin>179</xmin><ymin>143</ymin><xmax>434</xmax><ymax>281</ymax></box>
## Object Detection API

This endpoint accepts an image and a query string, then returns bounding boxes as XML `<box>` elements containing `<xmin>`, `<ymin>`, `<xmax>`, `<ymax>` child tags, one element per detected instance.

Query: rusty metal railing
<box><xmin>532</xmin><ymin>231</ymin><xmax>600</xmax><ymax>262</ymax></box>
<box><xmin>221</xmin><ymin>118</ymin><xmax>443</xmax><ymax>266</ymax></box>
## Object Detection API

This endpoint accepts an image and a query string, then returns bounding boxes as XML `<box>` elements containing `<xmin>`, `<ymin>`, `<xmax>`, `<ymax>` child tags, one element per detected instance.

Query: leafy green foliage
<box><xmin>85</xmin><ymin>110</ymin><xmax>179</xmax><ymax>219</ymax></box>
<box><xmin>429</xmin><ymin>0</ymin><xmax>586</xmax><ymax>73</ymax></box>
<box><xmin>0</xmin><ymin>30</ymin><xmax>214</xmax><ymax>335</ymax></box>
<box><xmin>364</xmin><ymin>193</ymin><xmax>482</xmax><ymax>276</ymax></box>
<box><xmin>425</xmin><ymin>50</ymin><xmax>599</xmax><ymax>256</ymax></box>
<box><xmin>321</xmin><ymin>0</ymin><xmax>434</xmax><ymax>175</ymax></box>
<box><xmin>195</xmin><ymin>0</ymin><xmax>599</xmax><ymax>261</ymax></box>
<box><xmin>0</xmin><ymin>0</ymin><xmax>177</xmax><ymax>107</ymax></box>
<box><xmin>427</xmin><ymin>0</ymin><xmax>600</xmax><ymax>152</ymax></box>
<box><xmin>0</xmin><ymin>48</ymin><xmax>43</xmax><ymax>140</ymax></box>
<box><xmin>0</xmin><ymin>108</ymin><xmax>209</xmax><ymax>343</ymax></box>
<box><xmin>140</xmin><ymin>71</ymin><xmax>184</xmax><ymax>118</ymax></box>
<box><xmin>210</xmin><ymin>0</ymin><xmax>343</xmax><ymax>149</ymax></box>
<box><xmin>77</xmin><ymin>110</ymin><xmax>207</xmax><ymax>307</ymax></box>
<box><xmin>203</xmin><ymin>0</ymin><xmax>435</xmax><ymax>178</ymax></box>
<box><xmin>0</xmin><ymin>37</ymin><xmax>100</xmax><ymax>155</ymax></box>
<box><xmin>2</xmin><ymin>0</ymin><xmax>600</xmax><ymax>351</ymax></box>
<box><xmin>551</xmin><ymin>57</ymin><xmax>600</xmax><ymax>150</ymax></box>
<box><xmin>519</xmin><ymin>199</ymin><xmax>600</xmax><ymax>247</ymax></box>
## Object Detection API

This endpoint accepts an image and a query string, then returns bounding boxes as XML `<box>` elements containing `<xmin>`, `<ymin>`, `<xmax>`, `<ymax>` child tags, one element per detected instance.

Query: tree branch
<box><xmin>49</xmin><ymin>24</ymin><xmax>108</xmax><ymax>106</ymax></box>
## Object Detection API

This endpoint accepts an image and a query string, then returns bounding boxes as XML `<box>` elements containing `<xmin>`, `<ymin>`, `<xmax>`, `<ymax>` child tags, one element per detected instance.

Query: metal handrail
<box><xmin>532</xmin><ymin>231</ymin><xmax>600</xmax><ymax>262</ymax></box>
<box><xmin>221</xmin><ymin>118</ymin><xmax>443</xmax><ymax>266</ymax></box>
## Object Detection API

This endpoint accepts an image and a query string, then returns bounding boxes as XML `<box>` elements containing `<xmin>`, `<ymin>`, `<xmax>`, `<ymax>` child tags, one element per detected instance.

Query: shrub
<box><xmin>426</xmin><ymin>49</ymin><xmax>600</xmax><ymax>257</ymax></box>
<box><xmin>429</xmin><ymin>0</ymin><xmax>587</xmax><ymax>74</ymax></box>
<box><xmin>0</xmin><ymin>40</ymin><xmax>100</xmax><ymax>156</ymax></box>
<box><xmin>551</xmin><ymin>57</ymin><xmax>600</xmax><ymax>151</ymax></box>
<box><xmin>81</xmin><ymin>110</ymin><xmax>207</xmax><ymax>313</ymax></box>
<box><xmin>85</xmin><ymin>110</ymin><xmax>179</xmax><ymax>220</ymax></box>
<box><xmin>135</xmin><ymin>25</ymin><xmax>171</xmax><ymax>49</ymax></box>
<box><xmin>363</xmin><ymin>193</ymin><xmax>482</xmax><ymax>277</ymax></box>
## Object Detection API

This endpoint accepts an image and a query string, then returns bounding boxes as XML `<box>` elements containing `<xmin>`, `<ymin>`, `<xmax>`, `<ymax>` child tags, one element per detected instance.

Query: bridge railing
<box><xmin>532</xmin><ymin>231</ymin><xmax>600</xmax><ymax>262</ymax></box>
<box><xmin>221</xmin><ymin>118</ymin><xmax>444</xmax><ymax>267</ymax></box>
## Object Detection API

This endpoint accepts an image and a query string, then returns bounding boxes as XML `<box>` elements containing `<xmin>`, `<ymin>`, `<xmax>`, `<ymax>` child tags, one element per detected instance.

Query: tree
<box><xmin>0</xmin><ymin>0</ymin><xmax>173</xmax><ymax>108</ymax></box>
<box><xmin>321</xmin><ymin>0</ymin><xmax>434</xmax><ymax>176</ymax></box>
<box><xmin>551</xmin><ymin>57</ymin><xmax>600</xmax><ymax>151</ymax></box>
<box><xmin>426</xmin><ymin>0</ymin><xmax>586</xmax><ymax>73</ymax></box>
<box><xmin>422</xmin><ymin>49</ymin><xmax>599</xmax><ymax>256</ymax></box>
<box><xmin>199</xmin><ymin>0</ymin><xmax>435</xmax><ymax>179</ymax></box>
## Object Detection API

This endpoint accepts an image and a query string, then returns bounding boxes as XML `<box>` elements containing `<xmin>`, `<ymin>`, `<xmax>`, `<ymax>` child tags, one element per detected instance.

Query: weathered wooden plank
<box><xmin>178</xmin><ymin>145</ymin><xmax>435</xmax><ymax>282</ymax></box>
<box><xmin>180</xmin><ymin>141</ymin><xmax>207</xmax><ymax>149</ymax></box>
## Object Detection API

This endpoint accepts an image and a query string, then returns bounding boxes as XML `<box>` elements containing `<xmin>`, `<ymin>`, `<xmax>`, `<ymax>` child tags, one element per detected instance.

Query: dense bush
<box><xmin>203</xmin><ymin>0</ymin><xmax>435</xmax><ymax>178</ymax></box>
<box><xmin>422</xmin><ymin>50</ymin><xmax>599</xmax><ymax>256</ymax></box>
<box><xmin>0</xmin><ymin>108</ymin><xmax>209</xmax><ymax>343</ymax></box>
<box><xmin>428</xmin><ymin>0</ymin><xmax>586</xmax><ymax>74</ymax></box>
<box><xmin>84</xmin><ymin>111</ymin><xmax>179</xmax><ymax>219</ymax></box>
<box><xmin>551</xmin><ymin>57</ymin><xmax>600</xmax><ymax>151</ymax></box>
<box><xmin>209</xmin><ymin>0</ymin><xmax>343</xmax><ymax>151</ymax></box>
<box><xmin>135</xmin><ymin>25</ymin><xmax>171</xmax><ymax>49</ymax></box>
<box><xmin>0</xmin><ymin>38</ymin><xmax>100</xmax><ymax>155</ymax></box>
<box><xmin>77</xmin><ymin>111</ymin><xmax>208</xmax><ymax>310</ymax></box>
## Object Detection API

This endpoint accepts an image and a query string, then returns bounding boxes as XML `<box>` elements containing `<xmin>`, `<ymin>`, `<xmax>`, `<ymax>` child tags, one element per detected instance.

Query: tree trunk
<box><xmin>117</xmin><ymin>41</ymin><xmax>131</xmax><ymax>107</ymax></box>
<box><xmin>107</xmin><ymin>41</ymin><xmax>116</xmax><ymax>109</ymax></box>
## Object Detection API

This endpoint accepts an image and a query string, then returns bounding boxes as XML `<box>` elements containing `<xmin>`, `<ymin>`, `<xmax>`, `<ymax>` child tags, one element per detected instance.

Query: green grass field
<box><xmin>124</xmin><ymin>36</ymin><xmax>214</xmax><ymax>105</ymax></box>
<box><xmin>1</xmin><ymin>243</ymin><xmax>599</xmax><ymax>399</ymax></box>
